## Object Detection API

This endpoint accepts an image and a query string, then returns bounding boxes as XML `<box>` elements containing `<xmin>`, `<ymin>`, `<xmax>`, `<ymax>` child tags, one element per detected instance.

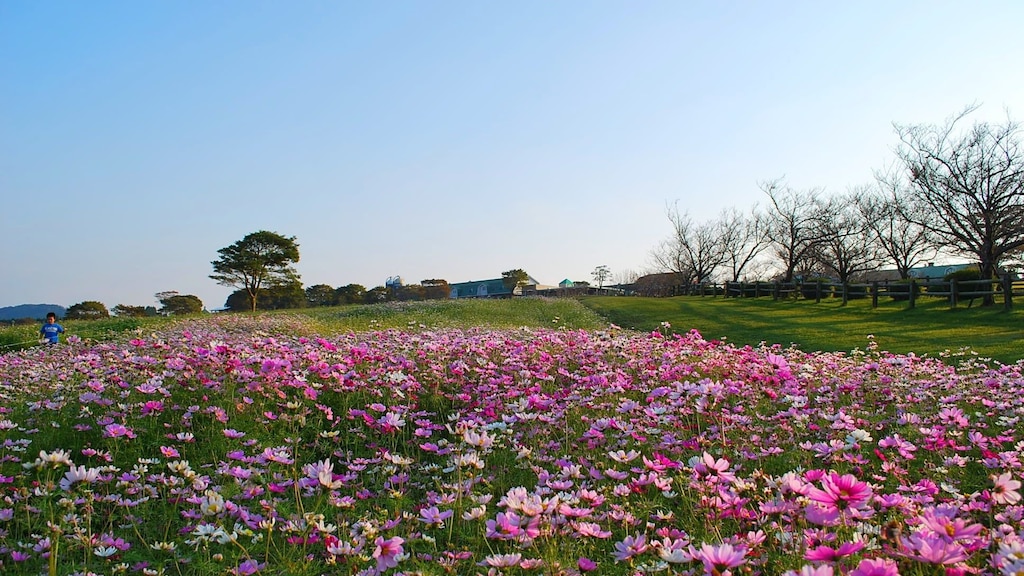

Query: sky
<box><xmin>3</xmin><ymin>1</ymin><xmax>1024</xmax><ymax>311</ymax></box>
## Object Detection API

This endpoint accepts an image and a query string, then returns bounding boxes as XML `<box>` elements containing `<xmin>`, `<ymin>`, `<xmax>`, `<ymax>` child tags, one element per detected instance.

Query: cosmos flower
<box><xmin>991</xmin><ymin>472</ymin><xmax>1022</xmax><ymax>505</ymax></box>
<box><xmin>372</xmin><ymin>536</ymin><xmax>404</xmax><ymax>572</ymax></box>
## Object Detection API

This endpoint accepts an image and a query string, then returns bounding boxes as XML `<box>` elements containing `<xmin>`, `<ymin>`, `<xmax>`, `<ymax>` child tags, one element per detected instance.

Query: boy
<box><xmin>40</xmin><ymin>312</ymin><xmax>65</xmax><ymax>344</ymax></box>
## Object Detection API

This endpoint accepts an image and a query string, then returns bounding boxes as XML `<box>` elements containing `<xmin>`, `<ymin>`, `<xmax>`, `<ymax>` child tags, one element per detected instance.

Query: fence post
<box><xmin>815</xmin><ymin>280</ymin><xmax>822</xmax><ymax>303</ymax></box>
<box><xmin>841</xmin><ymin>283</ymin><xmax>849</xmax><ymax>305</ymax></box>
<box><xmin>871</xmin><ymin>281</ymin><xmax>879</xmax><ymax>309</ymax></box>
<box><xmin>773</xmin><ymin>282</ymin><xmax>780</xmax><ymax>300</ymax></box>
<box><xmin>909</xmin><ymin>279</ymin><xmax>916</xmax><ymax>309</ymax></box>
<box><xmin>950</xmin><ymin>279</ymin><xmax>958</xmax><ymax>309</ymax></box>
<box><xmin>1004</xmin><ymin>274</ymin><xmax>1013</xmax><ymax>311</ymax></box>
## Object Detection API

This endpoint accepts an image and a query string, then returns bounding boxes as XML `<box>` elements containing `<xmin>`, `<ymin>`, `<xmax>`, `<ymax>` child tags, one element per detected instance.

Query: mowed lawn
<box><xmin>580</xmin><ymin>294</ymin><xmax>1024</xmax><ymax>364</ymax></box>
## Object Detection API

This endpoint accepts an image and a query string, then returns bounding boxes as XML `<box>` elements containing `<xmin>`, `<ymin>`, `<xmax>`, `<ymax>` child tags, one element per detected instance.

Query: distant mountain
<box><xmin>0</xmin><ymin>304</ymin><xmax>66</xmax><ymax>321</ymax></box>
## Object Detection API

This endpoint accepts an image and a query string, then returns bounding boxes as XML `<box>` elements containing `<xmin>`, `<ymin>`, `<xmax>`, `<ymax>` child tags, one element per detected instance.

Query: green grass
<box><xmin>4</xmin><ymin>295</ymin><xmax>1022</xmax><ymax>364</ymax></box>
<box><xmin>579</xmin><ymin>294</ymin><xmax>1024</xmax><ymax>364</ymax></box>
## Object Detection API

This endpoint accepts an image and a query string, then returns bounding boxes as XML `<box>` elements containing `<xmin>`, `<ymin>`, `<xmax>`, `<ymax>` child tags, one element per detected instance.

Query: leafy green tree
<box><xmin>364</xmin><ymin>286</ymin><xmax>391</xmax><ymax>303</ymax></box>
<box><xmin>65</xmin><ymin>301</ymin><xmax>109</xmax><ymax>320</ymax></box>
<box><xmin>159</xmin><ymin>294</ymin><xmax>204</xmax><ymax>315</ymax></box>
<box><xmin>335</xmin><ymin>284</ymin><xmax>366</xmax><ymax>305</ymax></box>
<box><xmin>501</xmin><ymin>269</ymin><xmax>530</xmax><ymax>296</ymax></box>
<box><xmin>210</xmin><ymin>231</ymin><xmax>300</xmax><ymax>312</ymax></box>
<box><xmin>264</xmin><ymin>278</ymin><xmax>306</xmax><ymax>310</ymax></box>
<box><xmin>306</xmin><ymin>284</ymin><xmax>338</xmax><ymax>307</ymax></box>
<box><xmin>224</xmin><ymin>290</ymin><xmax>253</xmax><ymax>312</ymax></box>
<box><xmin>397</xmin><ymin>284</ymin><xmax>427</xmax><ymax>301</ymax></box>
<box><xmin>112</xmin><ymin>304</ymin><xmax>156</xmax><ymax>317</ymax></box>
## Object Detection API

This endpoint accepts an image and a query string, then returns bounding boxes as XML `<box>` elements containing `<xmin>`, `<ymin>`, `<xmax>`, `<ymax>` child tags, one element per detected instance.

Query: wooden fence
<box><xmin>681</xmin><ymin>275</ymin><xmax>1022</xmax><ymax>310</ymax></box>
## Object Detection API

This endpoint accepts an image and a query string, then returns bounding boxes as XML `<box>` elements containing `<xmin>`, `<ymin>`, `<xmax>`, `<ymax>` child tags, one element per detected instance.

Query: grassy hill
<box><xmin>3</xmin><ymin>295</ymin><xmax>1022</xmax><ymax>363</ymax></box>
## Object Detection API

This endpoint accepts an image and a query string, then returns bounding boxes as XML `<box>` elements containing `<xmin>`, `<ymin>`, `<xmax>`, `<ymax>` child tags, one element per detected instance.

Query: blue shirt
<box><xmin>40</xmin><ymin>322</ymin><xmax>64</xmax><ymax>344</ymax></box>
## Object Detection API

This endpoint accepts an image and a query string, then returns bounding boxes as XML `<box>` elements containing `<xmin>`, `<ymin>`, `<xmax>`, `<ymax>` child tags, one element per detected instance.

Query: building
<box><xmin>449</xmin><ymin>275</ymin><xmax>544</xmax><ymax>299</ymax></box>
<box><xmin>858</xmin><ymin>262</ymin><xmax>975</xmax><ymax>283</ymax></box>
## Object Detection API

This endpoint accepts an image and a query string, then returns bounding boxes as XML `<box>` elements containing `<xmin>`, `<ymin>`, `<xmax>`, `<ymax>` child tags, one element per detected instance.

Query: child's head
<box><xmin>46</xmin><ymin>312</ymin><xmax>57</xmax><ymax>323</ymax></box>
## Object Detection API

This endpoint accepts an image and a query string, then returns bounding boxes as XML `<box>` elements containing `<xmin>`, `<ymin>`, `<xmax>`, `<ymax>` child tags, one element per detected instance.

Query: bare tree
<box><xmin>614</xmin><ymin>269</ymin><xmax>641</xmax><ymax>285</ymax></box>
<box><xmin>651</xmin><ymin>203</ymin><xmax>727</xmax><ymax>285</ymax></box>
<box><xmin>761</xmin><ymin>179</ymin><xmax>826</xmax><ymax>282</ymax></box>
<box><xmin>860</xmin><ymin>173</ymin><xmax>936</xmax><ymax>279</ymax></box>
<box><xmin>894</xmin><ymin>106</ymin><xmax>1024</xmax><ymax>301</ymax></box>
<box><xmin>717</xmin><ymin>206</ymin><xmax>771</xmax><ymax>282</ymax></box>
<box><xmin>811</xmin><ymin>191</ymin><xmax>880</xmax><ymax>284</ymax></box>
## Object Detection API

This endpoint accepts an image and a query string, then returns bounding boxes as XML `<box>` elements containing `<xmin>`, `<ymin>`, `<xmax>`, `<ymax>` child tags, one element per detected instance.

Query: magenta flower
<box><xmin>806</xmin><ymin>473</ymin><xmax>873</xmax><ymax>513</ymax></box>
<box><xmin>804</xmin><ymin>540</ymin><xmax>864</xmax><ymax>562</ymax></box>
<box><xmin>578</xmin><ymin>557</ymin><xmax>598</xmax><ymax>571</ymax></box>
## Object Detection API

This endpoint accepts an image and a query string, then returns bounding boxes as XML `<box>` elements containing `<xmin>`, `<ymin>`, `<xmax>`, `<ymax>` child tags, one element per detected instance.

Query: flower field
<box><xmin>1</xmin><ymin>314</ymin><xmax>1022</xmax><ymax>576</ymax></box>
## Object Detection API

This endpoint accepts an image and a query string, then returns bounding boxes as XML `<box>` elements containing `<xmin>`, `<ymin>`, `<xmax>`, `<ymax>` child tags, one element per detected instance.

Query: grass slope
<box><xmin>4</xmin><ymin>295</ymin><xmax>1021</xmax><ymax>364</ymax></box>
<box><xmin>579</xmin><ymin>294</ymin><xmax>1024</xmax><ymax>364</ymax></box>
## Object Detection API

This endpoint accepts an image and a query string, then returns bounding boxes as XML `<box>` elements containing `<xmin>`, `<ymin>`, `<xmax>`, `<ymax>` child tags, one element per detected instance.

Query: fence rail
<box><xmin>678</xmin><ymin>275</ymin><xmax>1020</xmax><ymax>310</ymax></box>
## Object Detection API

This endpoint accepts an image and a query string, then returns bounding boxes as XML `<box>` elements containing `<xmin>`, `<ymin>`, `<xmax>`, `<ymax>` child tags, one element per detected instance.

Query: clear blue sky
<box><xmin>2</xmin><ymin>1</ymin><xmax>1023</xmax><ymax>310</ymax></box>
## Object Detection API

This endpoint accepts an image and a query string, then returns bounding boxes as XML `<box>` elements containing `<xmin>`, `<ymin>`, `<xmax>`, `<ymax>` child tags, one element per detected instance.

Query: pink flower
<box><xmin>991</xmin><ymin>472</ymin><xmax>1022</xmax><ymax>505</ymax></box>
<box><xmin>103</xmin><ymin>423</ymin><xmax>136</xmax><ymax>439</ymax></box>
<box><xmin>850</xmin><ymin>557</ymin><xmax>899</xmax><ymax>576</ymax></box>
<box><xmin>419</xmin><ymin>506</ymin><xmax>453</xmax><ymax>527</ymax></box>
<box><xmin>578</xmin><ymin>557</ymin><xmax>598</xmax><ymax>571</ymax></box>
<box><xmin>919</xmin><ymin>507</ymin><xmax>983</xmax><ymax>544</ymax></box>
<box><xmin>612</xmin><ymin>533</ymin><xmax>648</xmax><ymax>562</ymax></box>
<box><xmin>693</xmin><ymin>452</ymin><xmax>736</xmax><ymax>482</ymax></box>
<box><xmin>574</xmin><ymin>521</ymin><xmax>612</xmax><ymax>539</ymax></box>
<box><xmin>783</xmin><ymin>566</ymin><xmax>834</xmax><ymax>576</ymax></box>
<box><xmin>372</xmin><ymin>536</ymin><xmax>404</xmax><ymax>572</ymax></box>
<box><xmin>899</xmin><ymin>533</ymin><xmax>969</xmax><ymax>564</ymax></box>
<box><xmin>693</xmin><ymin>542</ymin><xmax>746</xmax><ymax>575</ymax></box>
<box><xmin>804</xmin><ymin>541</ymin><xmax>864</xmax><ymax>562</ymax></box>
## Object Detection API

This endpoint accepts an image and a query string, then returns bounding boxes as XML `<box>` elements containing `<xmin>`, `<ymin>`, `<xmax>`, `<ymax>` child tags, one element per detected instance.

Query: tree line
<box><xmin>651</xmin><ymin>105</ymin><xmax>1024</xmax><ymax>305</ymax></box>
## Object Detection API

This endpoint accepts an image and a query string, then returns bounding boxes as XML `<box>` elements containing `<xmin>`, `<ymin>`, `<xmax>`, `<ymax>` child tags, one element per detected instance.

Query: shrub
<box><xmin>944</xmin><ymin>268</ymin><xmax>982</xmax><ymax>282</ymax></box>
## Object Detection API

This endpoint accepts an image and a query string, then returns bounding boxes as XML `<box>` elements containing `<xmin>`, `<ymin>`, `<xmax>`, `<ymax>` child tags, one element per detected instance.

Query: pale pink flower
<box><xmin>991</xmin><ymin>472</ymin><xmax>1022</xmax><ymax>505</ymax></box>
<box><xmin>481</xmin><ymin>553</ymin><xmax>521</xmax><ymax>567</ymax></box>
